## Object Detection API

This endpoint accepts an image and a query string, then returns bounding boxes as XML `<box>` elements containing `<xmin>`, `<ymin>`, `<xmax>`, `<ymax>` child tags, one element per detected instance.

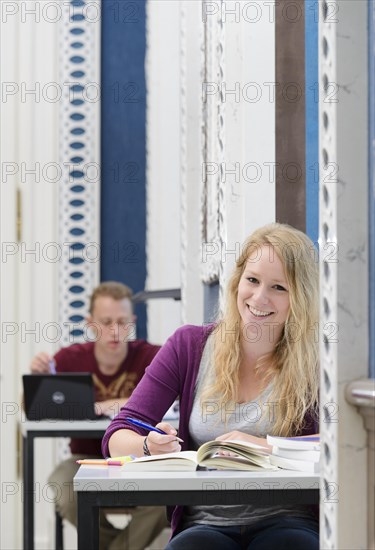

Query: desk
<box><xmin>22</xmin><ymin>419</ymin><xmax>110</xmax><ymax>550</ymax></box>
<box><xmin>22</xmin><ymin>417</ymin><xmax>179</xmax><ymax>550</ymax></box>
<box><xmin>74</xmin><ymin>467</ymin><xmax>319</xmax><ymax>550</ymax></box>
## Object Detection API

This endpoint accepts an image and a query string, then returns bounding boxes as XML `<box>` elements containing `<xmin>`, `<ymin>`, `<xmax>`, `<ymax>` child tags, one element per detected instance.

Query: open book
<box><xmin>121</xmin><ymin>439</ymin><xmax>277</xmax><ymax>472</ymax></box>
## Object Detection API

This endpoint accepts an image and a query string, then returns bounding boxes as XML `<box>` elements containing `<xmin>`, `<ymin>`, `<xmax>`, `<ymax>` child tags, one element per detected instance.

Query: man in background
<box><xmin>30</xmin><ymin>281</ymin><xmax>168</xmax><ymax>550</ymax></box>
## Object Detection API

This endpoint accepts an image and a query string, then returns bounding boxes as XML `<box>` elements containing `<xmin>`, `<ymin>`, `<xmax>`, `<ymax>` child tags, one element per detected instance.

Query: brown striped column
<box><xmin>275</xmin><ymin>0</ymin><xmax>306</xmax><ymax>231</ymax></box>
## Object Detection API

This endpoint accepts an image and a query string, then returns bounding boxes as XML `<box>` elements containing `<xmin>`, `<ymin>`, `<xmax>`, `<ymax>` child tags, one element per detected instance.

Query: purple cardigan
<box><xmin>102</xmin><ymin>324</ymin><xmax>319</xmax><ymax>536</ymax></box>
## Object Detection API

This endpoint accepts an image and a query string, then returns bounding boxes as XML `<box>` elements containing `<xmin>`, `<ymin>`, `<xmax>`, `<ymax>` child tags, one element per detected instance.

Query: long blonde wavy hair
<box><xmin>201</xmin><ymin>223</ymin><xmax>319</xmax><ymax>436</ymax></box>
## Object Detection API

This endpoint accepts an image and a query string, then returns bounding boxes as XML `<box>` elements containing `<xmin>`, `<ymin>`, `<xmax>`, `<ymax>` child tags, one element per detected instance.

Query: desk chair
<box><xmin>55</xmin><ymin>509</ymin><xmax>64</xmax><ymax>550</ymax></box>
<box><xmin>54</xmin><ymin>507</ymin><xmax>133</xmax><ymax>550</ymax></box>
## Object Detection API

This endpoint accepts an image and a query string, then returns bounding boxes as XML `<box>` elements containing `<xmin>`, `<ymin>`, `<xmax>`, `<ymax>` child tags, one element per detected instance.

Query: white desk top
<box><xmin>74</xmin><ymin>466</ymin><xmax>320</xmax><ymax>492</ymax></box>
<box><xmin>21</xmin><ymin>417</ymin><xmax>179</xmax><ymax>436</ymax></box>
<box><xmin>21</xmin><ymin>419</ymin><xmax>111</xmax><ymax>436</ymax></box>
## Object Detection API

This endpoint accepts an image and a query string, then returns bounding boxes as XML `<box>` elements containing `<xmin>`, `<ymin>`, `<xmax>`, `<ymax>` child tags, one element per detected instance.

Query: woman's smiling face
<box><xmin>236</xmin><ymin>245</ymin><xmax>290</xmax><ymax>342</ymax></box>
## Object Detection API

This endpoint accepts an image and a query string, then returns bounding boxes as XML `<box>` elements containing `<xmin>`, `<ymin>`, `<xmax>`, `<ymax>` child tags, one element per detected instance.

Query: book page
<box><xmin>121</xmin><ymin>451</ymin><xmax>199</xmax><ymax>471</ymax></box>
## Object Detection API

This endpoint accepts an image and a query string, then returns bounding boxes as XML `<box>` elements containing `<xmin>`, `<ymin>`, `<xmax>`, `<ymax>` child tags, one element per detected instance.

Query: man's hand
<box><xmin>30</xmin><ymin>352</ymin><xmax>55</xmax><ymax>373</ymax></box>
<box><xmin>94</xmin><ymin>398</ymin><xmax>128</xmax><ymax>418</ymax></box>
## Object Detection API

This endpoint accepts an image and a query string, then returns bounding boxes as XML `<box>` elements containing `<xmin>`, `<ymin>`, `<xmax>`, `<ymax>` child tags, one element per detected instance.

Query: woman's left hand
<box><xmin>215</xmin><ymin>431</ymin><xmax>271</xmax><ymax>455</ymax></box>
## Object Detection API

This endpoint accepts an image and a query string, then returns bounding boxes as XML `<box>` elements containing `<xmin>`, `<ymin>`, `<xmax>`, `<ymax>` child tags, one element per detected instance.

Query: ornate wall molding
<box><xmin>178</xmin><ymin>1</ymin><xmax>205</xmax><ymax>325</ymax></box>
<box><xmin>319</xmin><ymin>2</ymin><xmax>338</xmax><ymax>548</ymax></box>
<box><xmin>180</xmin><ymin>0</ymin><xmax>188</xmax><ymax>324</ymax></box>
<box><xmin>216</xmin><ymin>5</ymin><xmax>227</xmax><ymax>313</ymax></box>
<box><xmin>58</xmin><ymin>0</ymin><xmax>101</xmax><ymax>346</ymax></box>
<box><xmin>200</xmin><ymin>0</ymin><xmax>226</xmax><ymax>292</ymax></box>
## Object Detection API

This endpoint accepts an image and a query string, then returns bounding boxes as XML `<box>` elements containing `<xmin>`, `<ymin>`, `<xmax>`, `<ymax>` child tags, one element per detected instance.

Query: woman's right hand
<box><xmin>145</xmin><ymin>422</ymin><xmax>182</xmax><ymax>455</ymax></box>
<box><xmin>30</xmin><ymin>352</ymin><xmax>54</xmax><ymax>373</ymax></box>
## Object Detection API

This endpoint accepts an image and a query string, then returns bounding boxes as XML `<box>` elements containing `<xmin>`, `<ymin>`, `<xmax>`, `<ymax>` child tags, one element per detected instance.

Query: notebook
<box><xmin>23</xmin><ymin>373</ymin><xmax>105</xmax><ymax>421</ymax></box>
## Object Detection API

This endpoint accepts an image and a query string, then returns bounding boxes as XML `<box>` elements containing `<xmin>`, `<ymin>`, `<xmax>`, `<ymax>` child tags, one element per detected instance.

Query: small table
<box><xmin>74</xmin><ymin>467</ymin><xmax>320</xmax><ymax>550</ymax></box>
<box><xmin>22</xmin><ymin>419</ymin><xmax>110</xmax><ymax>550</ymax></box>
<box><xmin>22</xmin><ymin>416</ymin><xmax>179</xmax><ymax>550</ymax></box>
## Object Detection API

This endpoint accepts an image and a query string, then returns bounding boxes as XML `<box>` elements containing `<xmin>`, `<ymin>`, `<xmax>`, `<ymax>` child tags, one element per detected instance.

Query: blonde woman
<box><xmin>103</xmin><ymin>223</ymin><xmax>320</xmax><ymax>550</ymax></box>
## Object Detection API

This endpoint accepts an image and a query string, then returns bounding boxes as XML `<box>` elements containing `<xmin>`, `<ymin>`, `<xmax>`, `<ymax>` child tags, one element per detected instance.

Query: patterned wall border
<box><xmin>179</xmin><ymin>1</ymin><xmax>205</xmax><ymax>326</ymax></box>
<box><xmin>200</xmin><ymin>0</ymin><xmax>226</xmax><ymax>292</ymax></box>
<box><xmin>180</xmin><ymin>0</ymin><xmax>188</xmax><ymax>325</ymax></box>
<box><xmin>319</xmin><ymin>1</ymin><xmax>338</xmax><ymax>548</ymax></box>
<box><xmin>59</xmin><ymin>0</ymin><xmax>101</xmax><ymax>346</ymax></box>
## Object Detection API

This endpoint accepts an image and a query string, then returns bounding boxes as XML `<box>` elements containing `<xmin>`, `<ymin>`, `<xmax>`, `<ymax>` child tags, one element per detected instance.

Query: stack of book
<box><xmin>266</xmin><ymin>435</ymin><xmax>320</xmax><ymax>473</ymax></box>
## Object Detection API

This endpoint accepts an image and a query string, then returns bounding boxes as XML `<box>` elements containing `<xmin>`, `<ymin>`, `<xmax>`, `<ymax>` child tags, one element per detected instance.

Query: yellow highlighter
<box><xmin>107</xmin><ymin>456</ymin><xmax>135</xmax><ymax>466</ymax></box>
<box><xmin>76</xmin><ymin>456</ymin><xmax>135</xmax><ymax>466</ymax></box>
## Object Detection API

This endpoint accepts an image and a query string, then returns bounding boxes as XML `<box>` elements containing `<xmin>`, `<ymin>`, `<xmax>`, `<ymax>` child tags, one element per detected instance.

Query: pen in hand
<box><xmin>48</xmin><ymin>359</ymin><xmax>56</xmax><ymax>375</ymax></box>
<box><xmin>125</xmin><ymin>417</ymin><xmax>184</xmax><ymax>443</ymax></box>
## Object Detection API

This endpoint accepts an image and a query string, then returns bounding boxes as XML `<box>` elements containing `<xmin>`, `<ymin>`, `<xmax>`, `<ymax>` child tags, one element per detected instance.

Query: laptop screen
<box><xmin>23</xmin><ymin>373</ymin><xmax>100</xmax><ymax>421</ymax></box>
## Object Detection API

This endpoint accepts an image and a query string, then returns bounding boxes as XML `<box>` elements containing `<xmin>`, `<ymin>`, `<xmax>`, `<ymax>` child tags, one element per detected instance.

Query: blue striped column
<box><xmin>100</xmin><ymin>0</ymin><xmax>147</xmax><ymax>338</ymax></box>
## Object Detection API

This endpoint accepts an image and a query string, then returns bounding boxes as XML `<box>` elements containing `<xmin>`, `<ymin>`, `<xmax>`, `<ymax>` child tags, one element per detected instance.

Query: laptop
<box><xmin>23</xmin><ymin>373</ymin><xmax>104</xmax><ymax>421</ymax></box>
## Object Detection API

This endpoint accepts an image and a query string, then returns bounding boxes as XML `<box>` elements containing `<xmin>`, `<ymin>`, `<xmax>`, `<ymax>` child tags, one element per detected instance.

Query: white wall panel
<box><xmin>146</xmin><ymin>0</ymin><xmax>182</xmax><ymax>342</ymax></box>
<box><xmin>0</xmin><ymin>1</ymin><xmax>101</xmax><ymax>547</ymax></box>
<box><xmin>241</xmin><ymin>3</ymin><xmax>276</xmax><ymax>238</ymax></box>
<box><xmin>0</xmin><ymin>6</ymin><xmax>21</xmax><ymax>548</ymax></box>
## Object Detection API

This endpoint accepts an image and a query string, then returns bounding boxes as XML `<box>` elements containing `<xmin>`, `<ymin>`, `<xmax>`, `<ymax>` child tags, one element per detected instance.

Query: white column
<box><xmin>0</xmin><ymin>4</ymin><xmax>21</xmax><ymax>549</ymax></box>
<box><xmin>319</xmin><ymin>1</ymin><xmax>369</xmax><ymax>548</ymax></box>
<box><xmin>1</xmin><ymin>1</ymin><xmax>61</xmax><ymax>546</ymax></box>
<box><xmin>146</xmin><ymin>0</ymin><xmax>182</xmax><ymax>342</ymax></box>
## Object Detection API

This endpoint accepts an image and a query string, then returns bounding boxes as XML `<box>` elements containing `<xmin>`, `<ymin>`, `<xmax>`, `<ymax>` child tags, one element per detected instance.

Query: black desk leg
<box><xmin>77</xmin><ymin>492</ymin><xmax>100</xmax><ymax>550</ymax></box>
<box><xmin>23</xmin><ymin>434</ymin><xmax>34</xmax><ymax>550</ymax></box>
